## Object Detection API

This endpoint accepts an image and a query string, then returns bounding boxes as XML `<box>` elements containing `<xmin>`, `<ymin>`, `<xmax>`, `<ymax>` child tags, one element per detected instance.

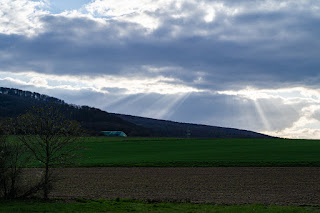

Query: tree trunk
<box><xmin>8</xmin><ymin>174</ymin><xmax>16</xmax><ymax>199</ymax></box>
<box><xmin>43</xmin><ymin>163</ymin><xmax>49</xmax><ymax>200</ymax></box>
<box><xmin>2</xmin><ymin>178</ymin><xmax>8</xmax><ymax>199</ymax></box>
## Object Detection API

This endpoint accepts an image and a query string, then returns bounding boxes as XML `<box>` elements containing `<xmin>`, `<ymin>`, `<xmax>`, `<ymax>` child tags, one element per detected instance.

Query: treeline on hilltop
<box><xmin>0</xmin><ymin>87</ymin><xmax>64</xmax><ymax>117</ymax></box>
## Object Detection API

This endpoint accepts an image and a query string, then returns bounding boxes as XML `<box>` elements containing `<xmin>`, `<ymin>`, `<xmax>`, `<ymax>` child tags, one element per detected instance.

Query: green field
<box><xmin>0</xmin><ymin>199</ymin><xmax>318</xmax><ymax>213</ymax></box>
<box><xmin>71</xmin><ymin>137</ymin><xmax>320</xmax><ymax>167</ymax></box>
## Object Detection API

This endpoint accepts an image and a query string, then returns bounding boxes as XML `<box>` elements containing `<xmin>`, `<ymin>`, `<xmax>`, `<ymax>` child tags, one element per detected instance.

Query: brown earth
<box><xmin>25</xmin><ymin>167</ymin><xmax>320</xmax><ymax>205</ymax></box>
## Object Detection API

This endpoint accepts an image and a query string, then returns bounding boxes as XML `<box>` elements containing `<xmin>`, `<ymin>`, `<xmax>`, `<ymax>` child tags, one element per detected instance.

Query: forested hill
<box><xmin>0</xmin><ymin>87</ymin><xmax>151</xmax><ymax>136</ymax></box>
<box><xmin>0</xmin><ymin>87</ymin><xmax>272</xmax><ymax>138</ymax></box>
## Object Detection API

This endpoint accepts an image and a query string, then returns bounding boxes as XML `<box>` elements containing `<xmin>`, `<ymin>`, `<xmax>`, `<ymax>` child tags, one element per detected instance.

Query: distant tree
<box><xmin>0</xmin><ymin>119</ymin><xmax>31</xmax><ymax>199</ymax></box>
<box><xmin>17</xmin><ymin>105</ymin><xmax>84</xmax><ymax>200</ymax></box>
<box><xmin>0</xmin><ymin>122</ymin><xmax>8</xmax><ymax>197</ymax></box>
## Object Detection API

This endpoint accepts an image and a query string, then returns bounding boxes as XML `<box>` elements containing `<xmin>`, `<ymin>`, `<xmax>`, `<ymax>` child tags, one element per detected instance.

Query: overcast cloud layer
<box><xmin>0</xmin><ymin>0</ymin><xmax>320</xmax><ymax>138</ymax></box>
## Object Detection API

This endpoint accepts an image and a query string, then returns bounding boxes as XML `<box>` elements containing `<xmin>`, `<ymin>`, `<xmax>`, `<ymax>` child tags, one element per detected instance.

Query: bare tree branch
<box><xmin>16</xmin><ymin>104</ymin><xmax>85</xmax><ymax>199</ymax></box>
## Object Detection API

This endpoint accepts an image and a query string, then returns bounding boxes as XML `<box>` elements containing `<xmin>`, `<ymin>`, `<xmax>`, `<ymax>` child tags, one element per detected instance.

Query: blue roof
<box><xmin>101</xmin><ymin>131</ymin><xmax>127</xmax><ymax>137</ymax></box>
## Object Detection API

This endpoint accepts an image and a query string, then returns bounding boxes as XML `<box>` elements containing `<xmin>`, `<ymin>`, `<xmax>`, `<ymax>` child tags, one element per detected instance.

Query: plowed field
<box><xmin>25</xmin><ymin>167</ymin><xmax>320</xmax><ymax>205</ymax></box>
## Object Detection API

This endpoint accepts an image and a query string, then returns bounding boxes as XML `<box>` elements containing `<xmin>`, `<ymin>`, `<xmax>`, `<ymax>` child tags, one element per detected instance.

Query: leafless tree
<box><xmin>17</xmin><ymin>105</ymin><xmax>84</xmax><ymax>199</ymax></box>
<box><xmin>0</xmin><ymin>119</ymin><xmax>30</xmax><ymax>199</ymax></box>
<box><xmin>0</xmin><ymin>122</ymin><xmax>8</xmax><ymax>197</ymax></box>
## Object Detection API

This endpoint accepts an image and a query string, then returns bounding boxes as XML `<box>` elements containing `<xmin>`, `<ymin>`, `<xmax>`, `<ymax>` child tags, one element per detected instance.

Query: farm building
<box><xmin>101</xmin><ymin>131</ymin><xmax>127</xmax><ymax>137</ymax></box>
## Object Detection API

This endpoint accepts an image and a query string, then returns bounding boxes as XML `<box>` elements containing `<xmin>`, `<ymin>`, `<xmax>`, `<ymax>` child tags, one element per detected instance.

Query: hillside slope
<box><xmin>112</xmin><ymin>113</ymin><xmax>271</xmax><ymax>138</ymax></box>
<box><xmin>0</xmin><ymin>87</ymin><xmax>271</xmax><ymax>138</ymax></box>
<box><xmin>0</xmin><ymin>87</ymin><xmax>151</xmax><ymax>136</ymax></box>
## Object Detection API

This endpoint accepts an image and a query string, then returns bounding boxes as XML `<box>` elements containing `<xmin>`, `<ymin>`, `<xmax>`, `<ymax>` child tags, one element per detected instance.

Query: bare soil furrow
<box><xmin>23</xmin><ymin>167</ymin><xmax>320</xmax><ymax>205</ymax></box>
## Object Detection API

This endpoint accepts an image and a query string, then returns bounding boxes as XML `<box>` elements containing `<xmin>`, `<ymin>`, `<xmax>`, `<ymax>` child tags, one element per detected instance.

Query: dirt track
<box><xmin>26</xmin><ymin>167</ymin><xmax>320</xmax><ymax>205</ymax></box>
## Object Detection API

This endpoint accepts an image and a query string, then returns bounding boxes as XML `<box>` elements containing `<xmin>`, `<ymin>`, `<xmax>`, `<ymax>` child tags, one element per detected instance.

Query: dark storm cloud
<box><xmin>1</xmin><ymin>1</ymin><xmax>320</xmax><ymax>92</ymax></box>
<box><xmin>101</xmin><ymin>87</ymin><xmax>128</xmax><ymax>94</ymax></box>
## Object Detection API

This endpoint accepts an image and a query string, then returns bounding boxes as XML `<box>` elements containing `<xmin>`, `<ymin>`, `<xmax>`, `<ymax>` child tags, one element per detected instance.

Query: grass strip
<box><xmin>0</xmin><ymin>199</ymin><xmax>319</xmax><ymax>213</ymax></box>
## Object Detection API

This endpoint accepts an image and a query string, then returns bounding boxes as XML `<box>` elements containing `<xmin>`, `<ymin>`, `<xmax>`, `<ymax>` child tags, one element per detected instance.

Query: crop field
<box><xmin>75</xmin><ymin>137</ymin><xmax>320</xmax><ymax>167</ymax></box>
<box><xmin>35</xmin><ymin>167</ymin><xmax>319</xmax><ymax>205</ymax></box>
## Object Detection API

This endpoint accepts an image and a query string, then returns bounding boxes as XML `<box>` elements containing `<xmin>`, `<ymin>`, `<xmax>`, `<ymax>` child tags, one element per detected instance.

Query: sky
<box><xmin>0</xmin><ymin>0</ymin><xmax>320</xmax><ymax>139</ymax></box>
